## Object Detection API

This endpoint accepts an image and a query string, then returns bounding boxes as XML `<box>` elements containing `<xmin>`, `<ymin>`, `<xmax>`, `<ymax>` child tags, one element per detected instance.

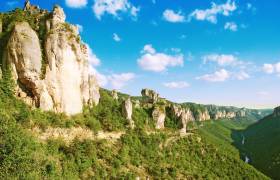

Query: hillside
<box><xmin>0</xmin><ymin>2</ymin><xmax>272</xmax><ymax>179</ymax></box>
<box><xmin>0</xmin><ymin>85</ymin><xmax>269</xmax><ymax>179</ymax></box>
<box><xmin>235</xmin><ymin>109</ymin><xmax>280</xmax><ymax>180</ymax></box>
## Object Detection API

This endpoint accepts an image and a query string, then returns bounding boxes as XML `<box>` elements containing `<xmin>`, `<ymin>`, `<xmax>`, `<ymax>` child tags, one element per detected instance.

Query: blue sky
<box><xmin>1</xmin><ymin>0</ymin><xmax>280</xmax><ymax>108</ymax></box>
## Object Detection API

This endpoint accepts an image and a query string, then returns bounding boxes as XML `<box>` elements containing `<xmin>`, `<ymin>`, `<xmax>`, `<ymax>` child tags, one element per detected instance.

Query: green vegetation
<box><xmin>235</xmin><ymin>115</ymin><xmax>280</xmax><ymax>179</ymax></box>
<box><xmin>0</xmin><ymin>5</ymin><xmax>273</xmax><ymax>180</ymax></box>
<box><xmin>0</xmin><ymin>79</ymin><xmax>269</xmax><ymax>179</ymax></box>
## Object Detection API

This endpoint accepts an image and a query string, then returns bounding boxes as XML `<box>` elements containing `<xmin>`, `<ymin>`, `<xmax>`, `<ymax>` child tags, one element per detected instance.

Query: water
<box><xmin>245</xmin><ymin>156</ymin><xmax>250</xmax><ymax>163</ymax></box>
<box><xmin>242</xmin><ymin>134</ymin><xmax>250</xmax><ymax>163</ymax></box>
<box><xmin>242</xmin><ymin>134</ymin><xmax>245</xmax><ymax>145</ymax></box>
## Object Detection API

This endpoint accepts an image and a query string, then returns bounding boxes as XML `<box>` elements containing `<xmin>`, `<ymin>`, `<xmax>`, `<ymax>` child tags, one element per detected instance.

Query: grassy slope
<box><xmin>239</xmin><ymin>115</ymin><xmax>280</xmax><ymax>179</ymax></box>
<box><xmin>0</xmin><ymin>85</ymin><xmax>269</xmax><ymax>179</ymax></box>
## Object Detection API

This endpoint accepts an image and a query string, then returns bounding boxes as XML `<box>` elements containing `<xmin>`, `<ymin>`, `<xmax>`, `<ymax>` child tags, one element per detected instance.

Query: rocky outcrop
<box><xmin>214</xmin><ymin>110</ymin><xmax>226</xmax><ymax>120</ymax></box>
<box><xmin>273</xmin><ymin>106</ymin><xmax>280</xmax><ymax>117</ymax></box>
<box><xmin>236</xmin><ymin>109</ymin><xmax>246</xmax><ymax>117</ymax></box>
<box><xmin>226</xmin><ymin>112</ymin><xmax>236</xmax><ymax>119</ymax></box>
<box><xmin>0</xmin><ymin>20</ymin><xmax>2</xmax><ymax>33</ymax></box>
<box><xmin>122</xmin><ymin>98</ymin><xmax>135</xmax><ymax>129</ymax></box>
<box><xmin>152</xmin><ymin>106</ymin><xmax>166</xmax><ymax>129</ymax></box>
<box><xmin>2</xmin><ymin>5</ymin><xmax>100</xmax><ymax>115</ymax></box>
<box><xmin>214</xmin><ymin>110</ymin><xmax>237</xmax><ymax>120</ymax></box>
<box><xmin>197</xmin><ymin>110</ymin><xmax>210</xmax><ymax>121</ymax></box>
<box><xmin>141</xmin><ymin>88</ymin><xmax>159</xmax><ymax>104</ymax></box>
<box><xmin>179</xmin><ymin>108</ymin><xmax>194</xmax><ymax>134</ymax></box>
<box><xmin>171</xmin><ymin>104</ymin><xmax>194</xmax><ymax>134</ymax></box>
<box><xmin>111</xmin><ymin>90</ymin><xmax>118</xmax><ymax>100</ymax></box>
<box><xmin>133</xmin><ymin>100</ymin><xmax>140</xmax><ymax>108</ymax></box>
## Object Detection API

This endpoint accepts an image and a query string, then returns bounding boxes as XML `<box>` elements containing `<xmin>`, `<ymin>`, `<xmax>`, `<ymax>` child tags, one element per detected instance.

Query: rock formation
<box><xmin>171</xmin><ymin>104</ymin><xmax>194</xmax><ymax>134</ymax></box>
<box><xmin>214</xmin><ymin>110</ymin><xmax>226</xmax><ymax>120</ymax></box>
<box><xmin>273</xmin><ymin>106</ymin><xmax>280</xmax><ymax>117</ymax></box>
<box><xmin>122</xmin><ymin>98</ymin><xmax>135</xmax><ymax>129</ymax></box>
<box><xmin>0</xmin><ymin>20</ymin><xmax>2</xmax><ymax>33</ymax></box>
<box><xmin>226</xmin><ymin>111</ymin><xmax>236</xmax><ymax>119</ymax></box>
<box><xmin>141</xmin><ymin>88</ymin><xmax>159</xmax><ymax>104</ymax></box>
<box><xmin>2</xmin><ymin>5</ymin><xmax>100</xmax><ymax>115</ymax></box>
<box><xmin>197</xmin><ymin>110</ymin><xmax>210</xmax><ymax>121</ymax></box>
<box><xmin>111</xmin><ymin>90</ymin><xmax>118</xmax><ymax>100</ymax></box>
<box><xmin>152</xmin><ymin>106</ymin><xmax>166</xmax><ymax>129</ymax></box>
<box><xmin>236</xmin><ymin>109</ymin><xmax>246</xmax><ymax>117</ymax></box>
<box><xmin>179</xmin><ymin>108</ymin><xmax>194</xmax><ymax>135</ymax></box>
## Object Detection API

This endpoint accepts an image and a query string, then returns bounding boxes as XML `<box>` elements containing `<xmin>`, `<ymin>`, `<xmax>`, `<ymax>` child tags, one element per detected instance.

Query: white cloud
<box><xmin>163</xmin><ymin>9</ymin><xmax>185</xmax><ymax>23</ymax></box>
<box><xmin>263</xmin><ymin>64</ymin><xmax>274</xmax><ymax>74</ymax></box>
<box><xmin>196</xmin><ymin>69</ymin><xmax>230</xmax><ymax>82</ymax></box>
<box><xmin>188</xmin><ymin>0</ymin><xmax>237</xmax><ymax>24</ymax></box>
<box><xmin>76</xmin><ymin>24</ymin><xmax>83</xmax><ymax>33</ymax></box>
<box><xmin>89</xmin><ymin>67</ymin><xmax>108</xmax><ymax>86</ymax></box>
<box><xmin>92</xmin><ymin>0</ymin><xmax>139</xmax><ymax>20</ymax></box>
<box><xmin>66</xmin><ymin>0</ymin><xmax>87</xmax><ymax>8</ymax></box>
<box><xmin>235</xmin><ymin>71</ymin><xmax>250</xmax><ymax>80</ymax></box>
<box><xmin>224</xmin><ymin>22</ymin><xmax>238</xmax><ymax>31</ymax></box>
<box><xmin>137</xmin><ymin>44</ymin><xmax>184</xmax><ymax>72</ymax></box>
<box><xmin>85</xmin><ymin>44</ymin><xmax>101</xmax><ymax>67</ymax></box>
<box><xmin>107</xmin><ymin>73</ymin><xmax>135</xmax><ymax>89</ymax></box>
<box><xmin>203</xmin><ymin>54</ymin><xmax>239</xmax><ymax>66</ymax></box>
<box><xmin>163</xmin><ymin>81</ymin><xmax>190</xmax><ymax>89</ymax></box>
<box><xmin>263</xmin><ymin>62</ymin><xmax>280</xmax><ymax>76</ymax></box>
<box><xmin>113</xmin><ymin>33</ymin><xmax>121</xmax><ymax>42</ymax></box>
<box><xmin>142</xmin><ymin>44</ymin><xmax>156</xmax><ymax>54</ymax></box>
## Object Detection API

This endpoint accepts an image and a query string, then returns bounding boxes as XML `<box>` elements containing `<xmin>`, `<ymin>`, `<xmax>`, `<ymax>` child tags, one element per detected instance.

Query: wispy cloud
<box><xmin>196</xmin><ymin>69</ymin><xmax>230</xmax><ymax>82</ymax></box>
<box><xmin>163</xmin><ymin>81</ymin><xmax>190</xmax><ymax>89</ymax></box>
<box><xmin>188</xmin><ymin>0</ymin><xmax>237</xmax><ymax>24</ymax></box>
<box><xmin>203</xmin><ymin>54</ymin><xmax>242</xmax><ymax>66</ymax></box>
<box><xmin>224</xmin><ymin>22</ymin><xmax>238</xmax><ymax>31</ymax></box>
<box><xmin>113</xmin><ymin>33</ymin><xmax>121</xmax><ymax>42</ymax></box>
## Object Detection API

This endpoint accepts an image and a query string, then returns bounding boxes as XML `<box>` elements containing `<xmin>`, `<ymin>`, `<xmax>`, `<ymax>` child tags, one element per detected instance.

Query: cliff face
<box><xmin>1</xmin><ymin>5</ymin><xmax>99</xmax><ymax>115</ymax></box>
<box><xmin>273</xmin><ymin>106</ymin><xmax>280</xmax><ymax>117</ymax></box>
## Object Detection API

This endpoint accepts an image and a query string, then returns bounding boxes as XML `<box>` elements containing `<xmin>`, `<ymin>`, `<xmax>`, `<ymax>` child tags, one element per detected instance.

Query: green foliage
<box><xmin>236</xmin><ymin>115</ymin><xmax>280</xmax><ymax>179</ymax></box>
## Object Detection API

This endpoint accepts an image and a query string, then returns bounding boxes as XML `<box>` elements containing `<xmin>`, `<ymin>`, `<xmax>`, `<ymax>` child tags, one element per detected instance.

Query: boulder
<box><xmin>122</xmin><ymin>98</ymin><xmax>135</xmax><ymax>129</ymax></box>
<box><xmin>152</xmin><ymin>106</ymin><xmax>166</xmax><ymax>129</ymax></box>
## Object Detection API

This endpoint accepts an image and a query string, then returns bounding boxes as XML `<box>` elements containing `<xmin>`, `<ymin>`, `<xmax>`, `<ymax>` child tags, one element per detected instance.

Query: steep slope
<box><xmin>0</xmin><ymin>4</ymin><xmax>99</xmax><ymax>115</ymax></box>
<box><xmin>0</xmin><ymin>87</ymin><xmax>269</xmax><ymax>179</ymax></box>
<box><xmin>235</xmin><ymin>108</ymin><xmax>280</xmax><ymax>179</ymax></box>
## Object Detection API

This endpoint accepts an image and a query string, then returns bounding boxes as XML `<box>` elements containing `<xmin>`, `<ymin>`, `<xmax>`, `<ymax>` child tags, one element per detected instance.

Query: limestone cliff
<box><xmin>152</xmin><ymin>105</ymin><xmax>166</xmax><ymax>129</ymax></box>
<box><xmin>1</xmin><ymin>4</ymin><xmax>99</xmax><ymax>115</ymax></box>
<box><xmin>122</xmin><ymin>98</ymin><xmax>135</xmax><ymax>129</ymax></box>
